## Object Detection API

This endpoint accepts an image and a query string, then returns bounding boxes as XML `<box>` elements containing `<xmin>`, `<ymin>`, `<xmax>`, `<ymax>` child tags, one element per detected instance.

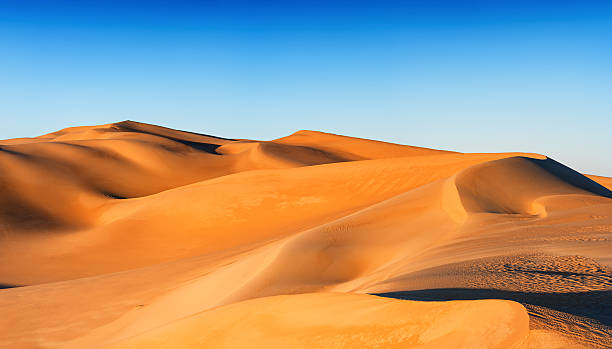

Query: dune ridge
<box><xmin>0</xmin><ymin>121</ymin><xmax>610</xmax><ymax>348</ymax></box>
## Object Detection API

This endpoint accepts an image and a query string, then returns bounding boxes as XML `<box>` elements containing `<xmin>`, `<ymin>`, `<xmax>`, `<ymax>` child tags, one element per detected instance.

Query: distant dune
<box><xmin>0</xmin><ymin>121</ymin><xmax>610</xmax><ymax>348</ymax></box>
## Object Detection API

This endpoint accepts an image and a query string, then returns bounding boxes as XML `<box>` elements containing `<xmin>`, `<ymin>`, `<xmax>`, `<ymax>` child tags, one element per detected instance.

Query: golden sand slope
<box><xmin>97</xmin><ymin>293</ymin><xmax>529</xmax><ymax>349</ymax></box>
<box><xmin>0</xmin><ymin>121</ymin><xmax>610</xmax><ymax>349</ymax></box>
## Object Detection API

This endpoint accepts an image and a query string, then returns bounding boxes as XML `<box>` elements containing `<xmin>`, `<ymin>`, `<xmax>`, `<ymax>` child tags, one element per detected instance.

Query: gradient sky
<box><xmin>1</xmin><ymin>0</ymin><xmax>611</xmax><ymax>174</ymax></box>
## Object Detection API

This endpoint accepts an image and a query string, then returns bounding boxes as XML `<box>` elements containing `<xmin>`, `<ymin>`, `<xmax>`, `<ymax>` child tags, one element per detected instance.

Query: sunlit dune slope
<box><xmin>275</xmin><ymin>129</ymin><xmax>453</xmax><ymax>159</ymax></box>
<box><xmin>94</xmin><ymin>293</ymin><xmax>529</xmax><ymax>349</ymax></box>
<box><xmin>586</xmin><ymin>174</ymin><xmax>612</xmax><ymax>191</ymax></box>
<box><xmin>0</xmin><ymin>121</ymin><xmax>610</xmax><ymax>349</ymax></box>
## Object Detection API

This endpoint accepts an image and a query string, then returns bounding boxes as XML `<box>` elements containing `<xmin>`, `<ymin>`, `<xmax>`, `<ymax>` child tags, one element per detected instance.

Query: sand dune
<box><xmin>586</xmin><ymin>174</ymin><xmax>612</xmax><ymax>191</ymax></box>
<box><xmin>96</xmin><ymin>293</ymin><xmax>530</xmax><ymax>349</ymax></box>
<box><xmin>0</xmin><ymin>121</ymin><xmax>610</xmax><ymax>348</ymax></box>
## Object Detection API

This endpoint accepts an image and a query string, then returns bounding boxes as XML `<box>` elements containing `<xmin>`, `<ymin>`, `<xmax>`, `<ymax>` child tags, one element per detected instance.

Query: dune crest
<box><xmin>0</xmin><ymin>121</ymin><xmax>610</xmax><ymax>348</ymax></box>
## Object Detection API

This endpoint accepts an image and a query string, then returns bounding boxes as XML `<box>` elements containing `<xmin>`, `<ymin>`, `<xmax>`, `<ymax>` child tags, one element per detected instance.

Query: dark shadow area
<box><xmin>112</xmin><ymin>120</ymin><xmax>230</xmax><ymax>155</ymax></box>
<box><xmin>0</xmin><ymin>197</ymin><xmax>70</xmax><ymax>232</ymax></box>
<box><xmin>171</xmin><ymin>139</ymin><xmax>222</xmax><ymax>154</ymax></box>
<box><xmin>525</xmin><ymin>157</ymin><xmax>612</xmax><ymax>199</ymax></box>
<box><xmin>0</xmin><ymin>146</ymin><xmax>29</xmax><ymax>157</ymax></box>
<box><xmin>374</xmin><ymin>288</ymin><xmax>612</xmax><ymax>326</ymax></box>
<box><xmin>101</xmin><ymin>192</ymin><xmax>127</xmax><ymax>199</ymax></box>
<box><xmin>119</xmin><ymin>120</ymin><xmax>235</xmax><ymax>141</ymax></box>
<box><xmin>0</xmin><ymin>283</ymin><xmax>21</xmax><ymax>289</ymax></box>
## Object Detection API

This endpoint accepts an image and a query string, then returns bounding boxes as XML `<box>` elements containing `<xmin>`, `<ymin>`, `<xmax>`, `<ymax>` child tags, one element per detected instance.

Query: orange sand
<box><xmin>0</xmin><ymin>121</ymin><xmax>610</xmax><ymax>348</ymax></box>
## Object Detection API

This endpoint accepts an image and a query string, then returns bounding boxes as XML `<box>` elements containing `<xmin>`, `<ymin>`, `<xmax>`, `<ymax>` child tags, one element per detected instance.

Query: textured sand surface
<box><xmin>0</xmin><ymin>121</ymin><xmax>610</xmax><ymax>348</ymax></box>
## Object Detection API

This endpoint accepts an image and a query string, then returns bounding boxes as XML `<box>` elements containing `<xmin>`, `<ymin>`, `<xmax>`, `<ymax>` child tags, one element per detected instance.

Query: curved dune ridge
<box><xmin>0</xmin><ymin>121</ymin><xmax>610</xmax><ymax>348</ymax></box>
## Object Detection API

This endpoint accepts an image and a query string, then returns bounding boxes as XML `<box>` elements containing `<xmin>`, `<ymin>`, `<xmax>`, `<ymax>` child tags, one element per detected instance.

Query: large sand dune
<box><xmin>0</xmin><ymin>121</ymin><xmax>610</xmax><ymax>348</ymax></box>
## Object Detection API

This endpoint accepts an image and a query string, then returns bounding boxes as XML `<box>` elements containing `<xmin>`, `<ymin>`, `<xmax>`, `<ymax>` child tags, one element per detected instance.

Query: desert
<box><xmin>0</xmin><ymin>121</ymin><xmax>610</xmax><ymax>348</ymax></box>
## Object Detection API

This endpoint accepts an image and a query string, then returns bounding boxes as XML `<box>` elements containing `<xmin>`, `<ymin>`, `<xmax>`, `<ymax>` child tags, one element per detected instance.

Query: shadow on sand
<box><xmin>527</xmin><ymin>157</ymin><xmax>612</xmax><ymax>198</ymax></box>
<box><xmin>374</xmin><ymin>288</ymin><xmax>612</xmax><ymax>327</ymax></box>
<box><xmin>113</xmin><ymin>121</ymin><xmax>229</xmax><ymax>155</ymax></box>
<box><xmin>0</xmin><ymin>283</ymin><xmax>20</xmax><ymax>289</ymax></box>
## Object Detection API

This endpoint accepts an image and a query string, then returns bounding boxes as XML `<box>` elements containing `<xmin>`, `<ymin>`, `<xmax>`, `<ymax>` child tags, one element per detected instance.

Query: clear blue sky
<box><xmin>1</xmin><ymin>0</ymin><xmax>611</xmax><ymax>175</ymax></box>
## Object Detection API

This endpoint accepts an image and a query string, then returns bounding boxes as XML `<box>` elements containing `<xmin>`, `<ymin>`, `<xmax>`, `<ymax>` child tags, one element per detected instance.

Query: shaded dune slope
<box><xmin>0</xmin><ymin>121</ymin><xmax>610</xmax><ymax>349</ymax></box>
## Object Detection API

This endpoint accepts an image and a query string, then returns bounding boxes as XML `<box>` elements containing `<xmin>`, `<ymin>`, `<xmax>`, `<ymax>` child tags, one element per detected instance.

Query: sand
<box><xmin>0</xmin><ymin>121</ymin><xmax>610</xmax><ymax>348</ymax></box>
